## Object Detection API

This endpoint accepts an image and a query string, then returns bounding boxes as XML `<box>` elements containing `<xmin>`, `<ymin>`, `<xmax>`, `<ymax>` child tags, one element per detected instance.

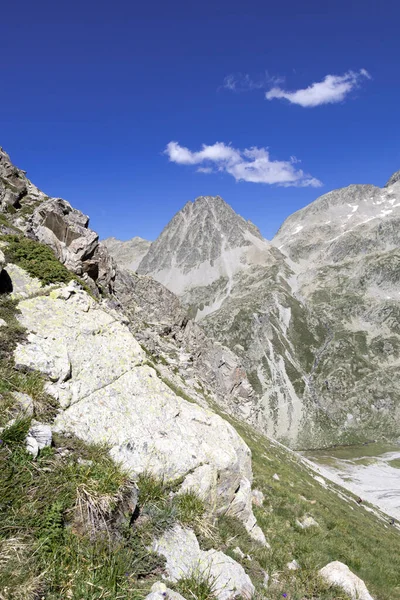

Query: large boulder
<box><xmin>319</xmin><ymin>561</ymin><xmax>374</xmax><ymax>600</ymax></box>
<box><xmin>29</xmin><ymin>198</ymin><xmax>115</xmax><ymax>292</ymax></box>
<box><xmin>153</xmin><ymin>525</ymin><xmax>255</xmax><ymax>600</ymax></box>
<box><xmin>14</xmin><ymin>284</ymin><xmax>263</xmax><ymax>536</ymax></box>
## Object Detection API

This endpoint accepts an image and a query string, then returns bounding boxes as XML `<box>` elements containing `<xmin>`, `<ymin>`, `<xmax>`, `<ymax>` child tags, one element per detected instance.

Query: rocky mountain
<box><xmin>103</xmin><ymin>236</ymin><xmax>151</xmax><ymax>271</ymax></box>
<box><xmin>0</xmin><ymin>146</ymin><xmax>399</xmax><ymax>600</ymax></box>
<box><xmin>116</xmin><ymin>177</ymin><xmax>400</xmax><ymax>450</ymax></box>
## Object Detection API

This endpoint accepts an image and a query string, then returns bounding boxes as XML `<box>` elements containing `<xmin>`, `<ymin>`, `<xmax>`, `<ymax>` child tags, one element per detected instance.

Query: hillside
<box><xmin>112</xmin><ymin>177</ymin><xmax>400</xmax><ymax>449</ymax></box>
<box><xmin>0</xmin><ymin>146</ymin><xmax>399</xmax><ymax>600</ymax></box>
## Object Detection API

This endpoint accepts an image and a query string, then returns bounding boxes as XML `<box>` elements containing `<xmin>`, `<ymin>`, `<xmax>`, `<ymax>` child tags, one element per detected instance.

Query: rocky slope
<box><xmin>1</xmin><ymin>146</ymin><xmax>399</xmax><ymax>600</ymax></box>
<box><xmin>103</xmin><ymin>236</ymin><xmax>151</xmax><ymax>271</ymax></box>
<box><xmin>126</xmin><ymin>178</ymin><xmax>400</xmax><ymax>449</ymax></box>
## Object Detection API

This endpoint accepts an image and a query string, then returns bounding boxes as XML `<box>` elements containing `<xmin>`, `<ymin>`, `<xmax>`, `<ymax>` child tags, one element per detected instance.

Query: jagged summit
<box><xmin>137</xmin><ymin>195</ymin><xmax>272</xmax><ymax>296</ymax></box>
<box><xmin>385</xmin><ymin>168</ymin><xmax>400</xmax><ymax>188</ymax></box>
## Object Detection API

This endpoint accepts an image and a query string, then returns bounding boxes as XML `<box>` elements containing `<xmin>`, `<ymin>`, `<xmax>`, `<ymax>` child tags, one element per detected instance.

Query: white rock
<box><xmin>11</xmin><ymin>392</ymin><xmax>34</xmax><ymax>416</ymax></box>
<box><xmin>16</xmin><ymin>289</ymin><xmax>261</xmax><ymax>532</ymax></box>
<box><xmin>26</xmin><ymin>421</ymin><xmax>52</xmax><ymax>456</ymax></box>
<box><xmin>226</xmin><ymin>478</ymin><xmax>269</xmax><ymax>546</ymax></box>
<box><xmin>0</xmin><ymin>318</ymin><xmax>7</xmax><ymax>327</ymax></box>
<box><xmin>272</xmin><ymin>473</ymin><xmax>280</xmax><ymax>481</ymax></box>
<box><xmin>232</xmin><ymin>547</ymin><xmax>245</xmax><ymax>559</ymax></box>
<box><xmin>6</xmin><ymin>263</ymin><xmax>44</xmax><ymax>300</ymax></box>
<box><xmin>179</xmin><ymin>464</ymin><xmax>217</xmax><ymax>509</ymax></box>
<box><xmin>287</xmin><ymin>559</ymin><xmax>300</xmax><ymax>570</ymax></box>
<box><xmin>0</xmin><ymin>249</ymin><xmax>5</xmax><ymax>272</ymax></box>
<box><xmin>145</xmin><ymin>582</ymin><xmax>187</xmax><ymax>600</ymax></box>
<box><xmin>25</xmin><ymin>435</ymin><xmax>39</xmax><ymax>458</ymax></box>
<box><xmin>153</xmin><ymin>525</ymin><xmax>254</xmax><ymax>600</ymax></box>
<box><xmin>319</xmin><ymin>561</ymin><xmax>374</xmax><ymax>600</ymax></box>
<box><xmin>296</xmin><ymin>515</ymin><xmax>319</xmax><ymax>529</ymax></box>
<box><xmin>251</xmin><ymin>489</ymin><xmax>264</xmax><ymax>507</ymax></box>
<box><xmin>314</xmin><ymin>475</ymin><xmax>327</xmax><ymax>488</ymax></box>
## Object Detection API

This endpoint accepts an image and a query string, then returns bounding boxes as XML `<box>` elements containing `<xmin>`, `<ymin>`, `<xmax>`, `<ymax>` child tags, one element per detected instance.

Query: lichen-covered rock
<box><xmin>14</xmin><ymin>285</ymin><xmax>263</xmax><ymax>534</ymax></box>
<box><xmin>319</xmin><ymin>561</ymin><xmax>374</xmax><ymax>600</ymax></box>
<box><xmin>153</xmin><ymin>525</ymin><xmax>255</xmax><ymax>600</ymax></box>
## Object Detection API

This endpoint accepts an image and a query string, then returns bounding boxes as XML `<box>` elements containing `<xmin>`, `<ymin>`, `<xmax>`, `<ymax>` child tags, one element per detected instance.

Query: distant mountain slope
<box><xmin>129</xmin><ymin>175</ymin><xmax>400</xmax><ymax>448</ymax></box>
<box><xmin>103</xmin><ymin>236</ymin><xmax>151</xmax><ymax>271</ymax></box>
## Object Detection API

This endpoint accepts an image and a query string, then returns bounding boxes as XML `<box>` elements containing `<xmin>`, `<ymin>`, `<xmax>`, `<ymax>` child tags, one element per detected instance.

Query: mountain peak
<box><xmin>384</xmin><ymin>169</ymin><xmax>400</xmax><ymax>188</ymax></box>
<box><xmin>137</xmin><ymin>195</ymin><xmax>268</xmax><ymax>295</ymax></box>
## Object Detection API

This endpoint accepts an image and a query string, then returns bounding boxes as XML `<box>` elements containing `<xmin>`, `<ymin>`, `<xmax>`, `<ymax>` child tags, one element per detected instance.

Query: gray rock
<box><xmin>25</xmin><ymin>420</ymin><xmax>52</xmax><ymax>457</ymax></box>
<box><xmin>319</xmin><ymin>561</ymin><xmax>374</xmax><ymax>600</ymax></box>
<box><xmin>103</xmin><ymin>236</ymin><xmax>151</xmax><ymax>272</ymax></box>
<box><xmin>29</xmin><ymin>198</ymin><xmax>116</xmax><ymax>293</ymax></box>
<box><xmin>153</xmin><ymin>525</ymin><xmax>255</xmax><ymax>600</ymax></box>
<box><xmin>296</xmin><ymin>515</ymin><xmax>319</xmax><ymax>529</ymax></box>
<box><xmin>15</xmin><ymin>286</ymin><xmax>262</xmax><ymax>534</ymax></box>
<box><xmin>251</xmin><ymin>489</ymin><xmax>264</xmax><ymax>507</ymax></box>
<box><xmin>11</xmin><ymin>392</ymin><xmax>34</xmax><ymax>417</ymax></box>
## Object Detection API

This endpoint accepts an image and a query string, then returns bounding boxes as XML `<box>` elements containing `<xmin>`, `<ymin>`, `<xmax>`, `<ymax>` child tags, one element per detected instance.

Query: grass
<box><xmin>173</xmin><ymin>567</ymin><xmax>219</xmax><ymax>600</ymax></box>
<box><xmin>2</xmin><ymin>235</ymin><xmax>75</xmax><ymax>286</ymax></box>
<box><xmin>0</xmin><ymin>296</ymin><xmax>58</xmax><ymax>428</ymax></box>
<box><xmin>210</xmin><ymin>412</ymin><xmax>400</xmax><ymax>600</ymax></box>
<box><xmin>1</xmin><ymin>234</ymin><xmax>95</xmax><ymax>296</ymax></box>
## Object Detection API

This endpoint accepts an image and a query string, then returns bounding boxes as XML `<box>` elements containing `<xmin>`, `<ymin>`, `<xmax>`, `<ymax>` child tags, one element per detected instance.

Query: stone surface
<box><xmin>146</xmin><ymin>582</ymin><xmax>187</xmax><ymax>600</ymax></box>
<box><xmin>251</xmin><ymin>490</ymin><xmax>264</xmax><ymax>507</ymax></box>
<box><xmin>153</xmin><ymin>525</ymin><xmax>255</xmax><ymax>600</ymax></box>
<box><xmin>287</xmin><ymin>559</ymin><xmax>300</xmax><ymax>570</ymax></box>
<box><xmin>0</xmin><ymin>318</ymin><xmax>7</xmax><ymax>327</ymax></box>
<box><xmin>103</xmin><ymin>236</ymin><xmax>151</xmax><ymax>272</ymax></box>
<box><xmin>0</xmin><ymin>249</ymin><xmax>5</xmax><ymax>273</ymax></box>
<box><xmin>319</xmin><ymin>561</ymin><xmax>374</xmax><ymax>600</ymax></box>
<box><xmin>25</xmin><ymin>420</ymin><xmax>52</xmax><ymax>458</ymax></box>
<box><xmin>29</xmin><ymin>198</ymin><xmax>116</xmax><ymax>292</ymax></box>
<box><xmin>11</xmin><ymin>392</ymin><xmax>34</xmax><ymax>417</ymax></box>
<box><xmin>14</xmin><ymin>285</ymin><xmax>262</xmax><ymax>533</ymax></box>
<box><xmin>296</xmin><ymin>515</ymin><xmax>319</xmax><ymax>529</ymax></box>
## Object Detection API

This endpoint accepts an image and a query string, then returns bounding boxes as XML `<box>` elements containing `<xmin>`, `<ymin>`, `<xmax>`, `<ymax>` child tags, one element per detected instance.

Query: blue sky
<box><xmin>1</xmin><ymin>0</ymin><xmax>400</xmax><ymax>241</ymax></box>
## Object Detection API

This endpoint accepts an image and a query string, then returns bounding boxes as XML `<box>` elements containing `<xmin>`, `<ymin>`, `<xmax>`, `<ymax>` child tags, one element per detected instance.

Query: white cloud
<box><xmin>164</xmin><ymin>141</ymin><xmax>322</xmax><ymax>188</ymax></box>
<box><xmin>222</xmin><ymin>72</ymin><xmax>284</xmax><ymax>92</ymax></box>
<box><xmin>266</xmin><ymin>69</ymin><xmax>371</xmax><ymax>107</ymax></box>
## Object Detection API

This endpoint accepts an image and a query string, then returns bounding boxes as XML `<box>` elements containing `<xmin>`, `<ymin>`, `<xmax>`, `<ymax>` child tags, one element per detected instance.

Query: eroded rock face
<box><xmin>13</xmin><ymin>283</ymin><xmax>263</xmax><ymax>535</ymax></box>
<box><xmin>319</xmin><ymin>561</ymin><xmax>374</xmax><ymax>600</ymax></box>
<box><xmin>153</xmin><ymin>525</ymin><xmax>255</xmax><ymax>600</ymax></box>
<box><xmin>29</xmin><ymin>198</ymin><xmax>116</xmax><ymax>292</ymax></box>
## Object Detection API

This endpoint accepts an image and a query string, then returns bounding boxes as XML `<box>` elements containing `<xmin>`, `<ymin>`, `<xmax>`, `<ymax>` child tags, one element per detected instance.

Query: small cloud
<box><xmin>164</xmin><ymin>141</ymin><xmax>322</xmax><ymax>188</ymax></box>
<box><xmin>266</xmin><ymin>69</ymin><xmax>371</xmax><ymax>107</ymax></box>
<box><xmin>222</xmin><ymin>71</ymin><xmax>284</xmax><ymax>93</ymax></box>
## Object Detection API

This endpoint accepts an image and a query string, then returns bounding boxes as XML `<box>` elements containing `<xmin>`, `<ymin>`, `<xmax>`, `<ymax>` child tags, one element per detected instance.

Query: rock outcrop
<box><xmin>0</xmin><ymin>148</ymin><xmax>116</xmax><ymax>294</ymax></box>
<box><xmin>153</xmin><ymin>525</ymin><xmax>255</xmax><ymax>600</ymax></box>
<box><xmin>13</xmin><ymin>278</ymin><xmax>263</xmax><ymax>540</ymax></box>
<box><xmin>319</xmin><ymin>561</ymin><xmax>374</xmax><ymax>600</ymax></box>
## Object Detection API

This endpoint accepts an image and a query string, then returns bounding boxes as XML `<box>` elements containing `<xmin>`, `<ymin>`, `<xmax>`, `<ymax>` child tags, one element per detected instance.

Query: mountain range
<box><xmin>105</xmin><ymin>172</ymin><xmax>400</xmax><ymax>449</ymax></box>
